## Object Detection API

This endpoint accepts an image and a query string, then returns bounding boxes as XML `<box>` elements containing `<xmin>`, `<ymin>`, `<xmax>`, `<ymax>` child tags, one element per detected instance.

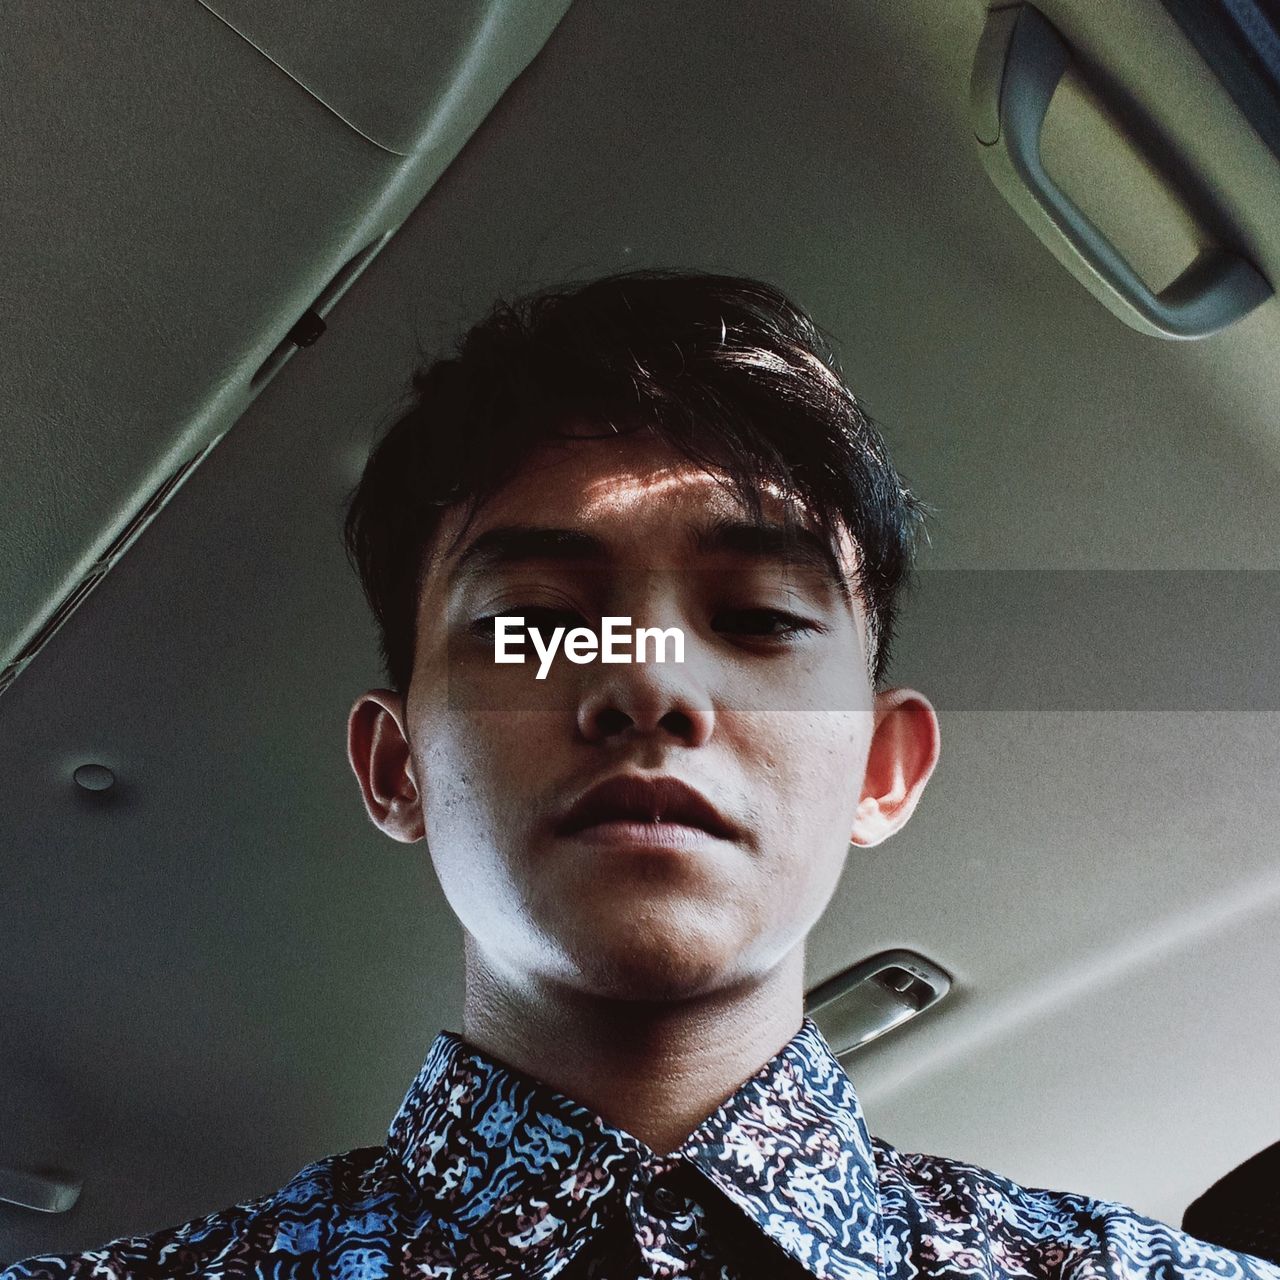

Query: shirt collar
<box><xmin>386</xmin><ymin>1015</ymin><xmax>885</xmax><ymax>1280</ymax></box>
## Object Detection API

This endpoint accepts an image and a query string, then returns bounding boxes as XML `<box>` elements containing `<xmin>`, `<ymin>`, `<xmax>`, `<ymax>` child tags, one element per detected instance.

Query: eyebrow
<box><xmin>445</xmin><ymin>516</ymin><xmax>855</xmax><ymax>605</ymax></box>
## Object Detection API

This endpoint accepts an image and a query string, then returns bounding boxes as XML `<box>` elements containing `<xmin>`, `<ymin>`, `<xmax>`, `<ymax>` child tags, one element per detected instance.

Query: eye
<box><xmin>471</xmin><ymin>607</ymin><xmax>587</xmax><ymax>637</ymax></box>
<box><xmin>713</xmin><ymin>608</ymin><xmax>822</xmax><ymax>640</ymax></box>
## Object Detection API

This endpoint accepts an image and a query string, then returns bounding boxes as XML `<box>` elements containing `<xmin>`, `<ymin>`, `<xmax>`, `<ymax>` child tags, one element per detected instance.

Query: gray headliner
<box><xmin>4</xmin><ymin>0</ymin><xmax>1280</xmax><ymax>1261</ymax></box>
<box><xmin>0</xmin><ymin>0</ymin><xmax>571</xmax><ymax>679</ymax></box>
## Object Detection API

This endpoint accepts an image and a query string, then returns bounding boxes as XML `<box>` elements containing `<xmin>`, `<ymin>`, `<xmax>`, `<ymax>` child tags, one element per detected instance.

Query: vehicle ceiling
<box><xmin>4</xmin><ymin>0</ymin><xmax>1279</xmax><ymax>1260</ymax></box>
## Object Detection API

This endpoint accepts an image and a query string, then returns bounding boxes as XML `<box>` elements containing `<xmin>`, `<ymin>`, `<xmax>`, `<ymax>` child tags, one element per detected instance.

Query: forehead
<box><xmin>425</xmin><ymin>429</ymin><xmax>860</xmax><ymax>583</ymax></box>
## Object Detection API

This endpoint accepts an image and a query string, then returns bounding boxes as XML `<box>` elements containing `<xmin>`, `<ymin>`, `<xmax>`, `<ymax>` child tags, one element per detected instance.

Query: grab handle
<box><xmin>970</xmin><ymin>4</ymin><xmax>1271</xmax><ymax>339</ymax></box>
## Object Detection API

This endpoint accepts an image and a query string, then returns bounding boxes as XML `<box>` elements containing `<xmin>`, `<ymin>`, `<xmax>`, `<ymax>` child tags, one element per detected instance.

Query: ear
<box><xmin>850</xmin><ymin>687</ymin><xmax>940</xmax><ymax>848</ymax></box>
<box><xmin>347</xmin><ymin>689</ymin><xmax>425</xmax><ymax>843</ymax></box>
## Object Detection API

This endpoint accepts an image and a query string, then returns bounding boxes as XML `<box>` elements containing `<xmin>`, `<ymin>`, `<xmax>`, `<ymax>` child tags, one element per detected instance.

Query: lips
<box><xmin>555</xmin><ymin>774</ymin><xmax>741</xmax><ymax>841</ymax></box>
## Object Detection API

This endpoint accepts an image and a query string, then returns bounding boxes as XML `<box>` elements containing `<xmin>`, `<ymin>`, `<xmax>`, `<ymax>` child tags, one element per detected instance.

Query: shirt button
<box><xmin>643</xmin><ymin>1172</ymin><xmax>689</xmax><ymax>1218</ymax></box>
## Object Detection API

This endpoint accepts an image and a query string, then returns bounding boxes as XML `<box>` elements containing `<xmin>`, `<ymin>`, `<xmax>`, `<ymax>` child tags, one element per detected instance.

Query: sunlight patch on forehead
<box><xmin>575</xmin><ymin>463</ymin><xmax>794</xmax><ymax>521</ymax></box>
<box><xmin>577</xmin><ymin>461</ymin><xmax>863</xmax><ymax>587</ymax></box>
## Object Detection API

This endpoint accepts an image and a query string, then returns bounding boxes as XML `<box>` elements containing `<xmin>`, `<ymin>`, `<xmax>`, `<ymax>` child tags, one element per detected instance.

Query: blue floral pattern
<box><xmin>4</xmin><ymin>1017</ymin><xmax>1278</xmax><ymax>1279</ymax></box>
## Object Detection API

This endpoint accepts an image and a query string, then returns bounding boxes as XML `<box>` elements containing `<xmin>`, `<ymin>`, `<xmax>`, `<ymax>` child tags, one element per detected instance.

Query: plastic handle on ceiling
<box><xmin>805</xmin><ymin>949</ymin><xmax>952</xmax><ymax>1056</ymax></box>
<box><xmin>970</xmin><ymin>3</ymin><xmax>1273</xmax><ymax>339</ymax></box>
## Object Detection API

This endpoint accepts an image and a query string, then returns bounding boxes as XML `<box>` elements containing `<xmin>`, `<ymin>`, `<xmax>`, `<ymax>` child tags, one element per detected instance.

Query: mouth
<box><xmin>554</xmin><ymin>774</ymin><xmax>741</xmax><ymax>842</ymax></box>
<box><xmin>562</xmin><ymin>818</ymin><xmax>727</xmax><ymax>851</ymax></box>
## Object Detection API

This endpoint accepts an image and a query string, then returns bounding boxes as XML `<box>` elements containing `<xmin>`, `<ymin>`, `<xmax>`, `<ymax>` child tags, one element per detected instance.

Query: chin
<box><xmin>561</xmin><ymin>918</ymin><xmax>742</xmax><ymax>1003</ymax></box>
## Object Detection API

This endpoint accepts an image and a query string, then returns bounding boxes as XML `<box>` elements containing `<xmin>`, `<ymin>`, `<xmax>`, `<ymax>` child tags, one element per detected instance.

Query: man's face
<box><xmin>356</xmin><ymin>426</ymin><xmax>936</xmax><ymax>1003</ymax></box>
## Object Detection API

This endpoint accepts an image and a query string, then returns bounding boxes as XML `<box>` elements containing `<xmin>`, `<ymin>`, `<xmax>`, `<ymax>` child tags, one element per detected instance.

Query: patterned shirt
<box><xmin>4</xmin><ymin>1016</ymin><xmax>1278</xmax><ymax>1280</ymax></box>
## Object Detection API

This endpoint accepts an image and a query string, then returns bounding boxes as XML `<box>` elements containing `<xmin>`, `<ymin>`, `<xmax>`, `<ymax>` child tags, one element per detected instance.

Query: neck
<box><xmin>459</xmin><ymin>936</ymin><xmax>807</xmax><ymax>1155</ymax></box>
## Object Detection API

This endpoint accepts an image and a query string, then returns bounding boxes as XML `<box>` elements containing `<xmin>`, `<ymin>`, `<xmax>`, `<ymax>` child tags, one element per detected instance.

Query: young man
<box><xmin>6</xmin><ymin>272</ymin><xmax>1276</xmax><ymax>1279</ymax></box>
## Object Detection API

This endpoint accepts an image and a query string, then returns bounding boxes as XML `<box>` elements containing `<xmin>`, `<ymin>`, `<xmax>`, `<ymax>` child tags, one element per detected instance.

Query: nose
<box><xmin>575</xmin><ymin>635</ymin><xmax>716</xmax><ymax>748</ymax></box>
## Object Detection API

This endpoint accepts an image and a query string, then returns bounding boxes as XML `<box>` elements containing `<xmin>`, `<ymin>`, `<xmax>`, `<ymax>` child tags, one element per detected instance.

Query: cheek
<box><xmin>410</xmin><ymin>707</ymin><xmax>488</xmax><ymax>861</ymax></box>
<box><xmin>415</xmin><ymin>707</ymin><xmax>558</xmax><ymax>857</ymax></box>
<box><xmin>768</xmin><ymin>713</ymin><xmax>871</xmax><ymax>845</ymax></box>
<box><xmin>739</xmin><ymin>646</ymin><xmax>868</xmax><ymax>716</ymax></box>
<box><xmin>412</xmin><ymin>720</ymin><xmax>538</xmax><ymax>949</ymax></box>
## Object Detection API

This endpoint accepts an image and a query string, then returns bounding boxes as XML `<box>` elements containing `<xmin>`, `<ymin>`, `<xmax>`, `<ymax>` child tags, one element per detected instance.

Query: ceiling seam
<box><xmin>189</xmin><ymin>0</ymin><xmax>411</xmax><ymax>157</ymax></box>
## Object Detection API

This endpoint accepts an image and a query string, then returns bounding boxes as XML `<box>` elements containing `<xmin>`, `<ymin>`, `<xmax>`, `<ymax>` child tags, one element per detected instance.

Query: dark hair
<box><xmin>343</xmin><ymin>269</ymin><xmax>931</xmax><ymax>696</ymax></box>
